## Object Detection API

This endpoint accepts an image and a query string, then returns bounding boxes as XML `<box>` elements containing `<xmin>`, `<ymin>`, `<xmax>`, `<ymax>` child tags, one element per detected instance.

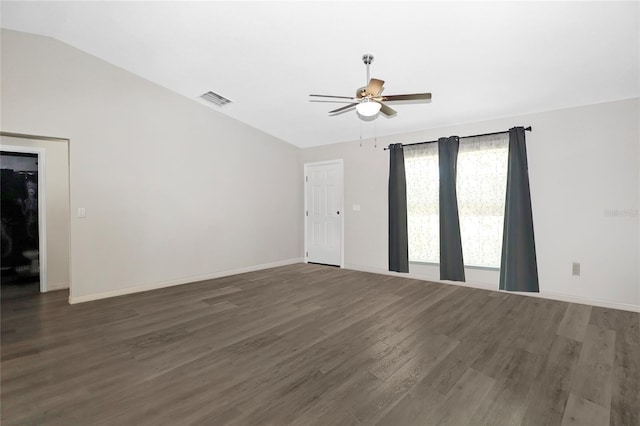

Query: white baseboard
<box><xmin>344</xmin><ymin>263</ymin><xmax>640</xmax><ymax>313</ymax></box>
<box><xmin>520</xmin><ymin>291</ymin><xmax>640</xmax><ymax>313</ymax></box>
<box><xmin>68</xmin><ymin>258</ymin><xmax>304</xmax><ymax>304</ymax></box>
<box><xmin>68</xmin><ymin>259</ymin><xmax>639</xmax><ymax>313</ymax></box>
<box><xmin>46</xmin><ymin>282</ymin><xmax>69</xmax><ymax>291</ymax></box>
<box><xmin>344</xmin><ymin>263</ymin><xmax>495</xmax><ymax>291</ymax></box>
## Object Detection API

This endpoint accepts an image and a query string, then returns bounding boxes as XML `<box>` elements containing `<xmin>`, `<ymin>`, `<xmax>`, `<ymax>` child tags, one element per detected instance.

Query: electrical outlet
<box><xmin>572</xmin><ymin>262</ymin><xmax>580</xmax><ymax>276</ymax></box>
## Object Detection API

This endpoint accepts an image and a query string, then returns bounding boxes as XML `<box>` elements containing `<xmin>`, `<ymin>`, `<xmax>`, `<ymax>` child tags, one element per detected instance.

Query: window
<box><xmin>406</xmin><ymin>143</ymin><xmax>440</xmax><ymax>263</ymax></box>
<box><xmin>405</xmin><ymin>133</ymin><xmax>509</xmax><ymax>268</ymax></box>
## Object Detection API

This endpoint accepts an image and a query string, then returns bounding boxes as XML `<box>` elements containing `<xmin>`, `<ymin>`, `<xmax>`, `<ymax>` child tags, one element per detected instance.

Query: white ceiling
<box><xmin>1</xmin><ymin>1</ymin><xmax>638</xmax><ymax>148</ymax></box>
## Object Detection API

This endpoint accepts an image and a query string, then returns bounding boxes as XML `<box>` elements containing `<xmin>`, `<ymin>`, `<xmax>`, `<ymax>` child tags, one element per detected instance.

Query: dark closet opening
<box><xmin>1</xmin><ymin>151</ymin><xmax>40</xmax><ymax>297</ymax></box>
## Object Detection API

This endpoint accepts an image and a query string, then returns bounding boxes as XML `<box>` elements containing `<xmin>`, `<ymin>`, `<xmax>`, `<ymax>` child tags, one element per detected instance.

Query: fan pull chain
<box><xmin>374</xmin><ymin>120</ymin><xmax>378</xmax><ymax>148</ymax></box>
<box><xmin>359</xmin><ymin>120</ymin><xmax>363</xmax><ymax>147</ymax></box>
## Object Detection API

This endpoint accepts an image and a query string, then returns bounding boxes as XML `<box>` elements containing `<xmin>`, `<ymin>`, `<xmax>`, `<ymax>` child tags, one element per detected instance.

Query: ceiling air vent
<box><xmin>200</xmin><ymin>91</ymin><xmax>232</xmax><ymax>106</ymax></box>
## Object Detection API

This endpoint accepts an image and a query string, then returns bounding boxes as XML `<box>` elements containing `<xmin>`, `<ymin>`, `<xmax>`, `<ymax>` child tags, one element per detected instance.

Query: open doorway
<box><xmin>1</xmin><ymin>150</ymin><xmax>42</xmax><ymax>297</ymax></box>
<box><xmin>1</xmin><ymin>133</ymin><xmax>71</xmax><ymax>300</ymax></box>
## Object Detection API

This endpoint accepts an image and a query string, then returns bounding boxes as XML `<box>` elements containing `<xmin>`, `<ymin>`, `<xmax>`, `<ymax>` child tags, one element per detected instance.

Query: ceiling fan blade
<box><xmin>329</xmin><ymin>103</ymin><xmax>358</xmax><ymax>114</ymax></box>
<box><xmin>310</xmin><ymin>100</ymin><xmax>358</xmax><ymax>104</ymax></box>
<box><xmin>379</xmin><ymin>103</ymin><xmax>397</xmax><ymax>116</ymax></box>
<box><xmin>310</xmin><ymin>94</ymin><xmax>356</xmax><ymax>100</ymax></box>
<box><xmin>364</xmin><ymin>78</ymin><xmax>385</xmax><ymax>96</ymax></box>
<box><xmin>381</xmin><ymin>93</ymin><xmax>432</xmax><ymax>102</ymax></box>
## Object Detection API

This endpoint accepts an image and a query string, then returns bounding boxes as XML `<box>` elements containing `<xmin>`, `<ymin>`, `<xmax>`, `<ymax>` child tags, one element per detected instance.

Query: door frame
<box><xmin>303</xmin><ymin>159</ymin><xmax>344</xmax><ymax>268</ymax></box>
<box><xmin>0</xmin><ymin>144</ymin><xmax>48</xmax><ymax>292</ymax></box>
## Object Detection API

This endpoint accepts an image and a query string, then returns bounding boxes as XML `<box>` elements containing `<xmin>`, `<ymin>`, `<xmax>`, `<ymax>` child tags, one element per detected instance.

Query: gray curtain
<box><xmin>438</xmin><ymin>137</ymin><xmax>465</xmax><ymax>281</ymax></box>
<box><xmin>499</xmin><ymin>127</ymin><xmax>539</xmax><ymax>292</ymax></box>
<box><xmin>389</xmin><ymin>143</ymin><xmax>409</xmax><ymax>273</ymax></box>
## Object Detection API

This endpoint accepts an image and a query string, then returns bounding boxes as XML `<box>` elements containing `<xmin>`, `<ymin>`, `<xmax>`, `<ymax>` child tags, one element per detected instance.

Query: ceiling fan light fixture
<box><xmin>356</xmin><ymin>98</ymin><xmax>381</xmax><ymax>117</ymax></box>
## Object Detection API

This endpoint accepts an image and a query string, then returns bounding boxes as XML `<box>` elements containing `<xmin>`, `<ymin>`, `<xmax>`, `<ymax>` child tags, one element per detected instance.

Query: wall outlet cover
<box><xmin>572</xmin><ymin>262</ymin><xmax>580</xmax><ymax>276</ymax></box>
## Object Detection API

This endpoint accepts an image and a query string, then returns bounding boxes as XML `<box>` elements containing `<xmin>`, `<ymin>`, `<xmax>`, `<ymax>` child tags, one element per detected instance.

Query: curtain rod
<box><xmin>383</xmin><ymin>126</ymin><xmax>532</xmax><ymax>150</ymax></box>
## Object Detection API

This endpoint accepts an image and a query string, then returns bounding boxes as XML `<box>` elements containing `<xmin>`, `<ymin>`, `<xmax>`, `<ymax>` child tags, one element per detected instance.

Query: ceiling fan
<box><xmin>310</xmin><ymin>54</ymin><xmax>432</xmax><ymax>118</ymax></box>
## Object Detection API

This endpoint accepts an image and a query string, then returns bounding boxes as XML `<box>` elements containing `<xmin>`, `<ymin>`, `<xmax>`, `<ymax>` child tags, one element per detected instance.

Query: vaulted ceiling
<box><xmin>2</xmin><ymin>1</ymin><xmax>638</xmax><ymax>148</ymax></box>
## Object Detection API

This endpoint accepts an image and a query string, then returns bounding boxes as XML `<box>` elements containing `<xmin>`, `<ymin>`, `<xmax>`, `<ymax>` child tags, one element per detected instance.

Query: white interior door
<box><xmin>305</xmin><ymin>161</ymin><xmax>343</xmax><ymax>266</ymax></box>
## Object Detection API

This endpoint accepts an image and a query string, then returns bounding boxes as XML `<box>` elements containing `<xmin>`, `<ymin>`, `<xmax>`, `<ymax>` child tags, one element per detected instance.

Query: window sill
<box><xmin>409</xmin><ymin>261</ymin><xmax>499</xmax><ymax>272</ymax></box>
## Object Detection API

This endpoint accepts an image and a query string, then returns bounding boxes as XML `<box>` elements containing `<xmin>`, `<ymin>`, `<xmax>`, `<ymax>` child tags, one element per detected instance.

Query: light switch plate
<box><xmin>78</xmin><ymin>207</ymin><xmax>86</xmax><ymax>218</ymax></box>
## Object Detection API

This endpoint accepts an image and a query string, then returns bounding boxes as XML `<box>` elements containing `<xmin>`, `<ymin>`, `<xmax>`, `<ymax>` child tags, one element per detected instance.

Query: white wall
<box><xmin>301</xmin><ymin>98</ymin><xmax>640</xmax><ymax>311</ymax></box>
<box><xmin>1</xmin><ymin>30</ymin><xmax>303</xmax><ymax>301</ymax></box>
<box><xmin>0</xmin><ymin>136</ymin><xmax>71</xmax><ymax>290</ymax></box>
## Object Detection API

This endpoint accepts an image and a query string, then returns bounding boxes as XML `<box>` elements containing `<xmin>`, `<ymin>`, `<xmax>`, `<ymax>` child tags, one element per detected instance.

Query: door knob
<box><xmin>337</xmin><ymin>211</ymin><xmax>340</xmax><ymax>215</ymax></box>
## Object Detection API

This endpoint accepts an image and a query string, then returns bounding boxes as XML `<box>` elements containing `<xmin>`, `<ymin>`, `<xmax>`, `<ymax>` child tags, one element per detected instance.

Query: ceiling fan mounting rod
<box><xmin>362</xmin><ymin>53</ymin><xmax>374</xmax><ymax>86</ymax></box>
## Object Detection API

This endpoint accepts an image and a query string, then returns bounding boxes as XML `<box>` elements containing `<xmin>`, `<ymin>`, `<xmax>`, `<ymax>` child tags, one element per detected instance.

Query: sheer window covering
<box><xmin>405</xmin><ymin>143</ymin><xmax>439</xmax><ymax>264</ymax></box>
<box><xmin>405</xmin><ymin>133</ymin><xmax>508</xmax><ymax>268</ymax></box>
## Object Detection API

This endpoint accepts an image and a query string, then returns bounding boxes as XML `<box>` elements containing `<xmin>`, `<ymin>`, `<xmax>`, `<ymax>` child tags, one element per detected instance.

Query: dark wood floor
<box><xmin>1</xmin><ymin>264</ymin><xmax>638</xmax><ymax>425</ymax></box>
